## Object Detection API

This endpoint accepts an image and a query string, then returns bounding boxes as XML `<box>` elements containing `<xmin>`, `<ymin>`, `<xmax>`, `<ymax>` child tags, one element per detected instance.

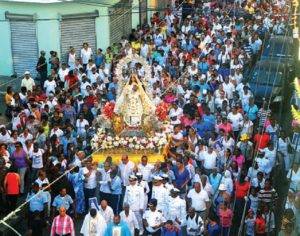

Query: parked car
<box><xmin>247</xmin><ymin>61</ymin><xmax>290</xmax><ymax>106</ymax></box>
<box><xmin>260</xmin><ymin>36</ymin><xmax>295</xmax><ymax>75</ymax></box>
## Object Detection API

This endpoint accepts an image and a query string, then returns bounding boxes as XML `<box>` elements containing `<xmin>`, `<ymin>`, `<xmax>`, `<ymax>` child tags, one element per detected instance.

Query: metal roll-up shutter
<box><xmin>109</xmin><ymin>0</ymin><xmax>132</xmax><ymax>45</ymax></box>
<box><xmin>60</xmin><ymin>11</ymin><xmax>99</xmax><ymax>63</ymax></box>
<box><xmin>6</xmin><ymin>12</ymin><xmax>38</xmax><ymax>78</ymax></box>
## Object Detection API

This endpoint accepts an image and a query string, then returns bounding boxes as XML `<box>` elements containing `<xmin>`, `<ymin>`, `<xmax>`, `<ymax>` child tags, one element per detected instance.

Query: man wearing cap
<box><xmin>186</xmin><ymin>207</ymin><xmax>205</xmax><ymax>236</ymax></box>
<box><xmin>123</xmin><ymin>174</ymin><xmax>144</xmax><ymax>235</ymax></box>
<box><xmin>21</xmin><ymin>71</ymin><xmax>35</xmax><ymax>92</ymax></box>
<box><xmin>187</xmin><ymin>182</ymin><xmax>210</xmax><ymax>220</ymax></box>
<box><xmin>166</xmin><ymin>188</ymin><xmax>186</xmax><ymax>229</ymax></box>
<box><xmin>143</xmin><ymin>199</ymin><xmax>166</xmax><ymax>236</ymax></box>
<box><xmin>151</xmin><ymin>175</ymin><xmax>168</xmax><ymax>215</ymax></box>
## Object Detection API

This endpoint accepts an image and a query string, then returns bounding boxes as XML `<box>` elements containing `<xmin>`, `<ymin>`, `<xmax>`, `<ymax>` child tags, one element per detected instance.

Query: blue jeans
<box><xmin>83</xmin><ymin>188</ymin><xmax>96</xmax><ymax>212</ymax></box>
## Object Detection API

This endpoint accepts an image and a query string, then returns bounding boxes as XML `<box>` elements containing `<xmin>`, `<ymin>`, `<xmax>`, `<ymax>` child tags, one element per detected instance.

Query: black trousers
<box><xmin>109</xmin><ymin>194</ymin><xmax>122</xmax><ymax>214</ymax></box>
<box><xmin>144</xmin><ymin>229</ymin><xmax>161</xmax><ymax>236</ymax></box>
<box><xmin>6</xmin><ymin>194</ymin><xmax>18</xmax><ymax>212</ymax></box>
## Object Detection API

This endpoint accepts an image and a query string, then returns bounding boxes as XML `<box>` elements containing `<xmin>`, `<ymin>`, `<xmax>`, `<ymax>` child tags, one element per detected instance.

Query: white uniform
<box><xmin>137</xmin><ymin>180</ymin><xmax>150</xmax><ymax>210</ymax></box>
<box><xmin>123</xmin><ymin>184</ymin><xmax>145</xmax><ymax>233</ymax></box>
<box><xmin>166</xmin><ymin>196</ymin><xmax>186</xmax><ymax>226</ymax></box>
<box><xmin>143</xmin><ymin>209</ymin><xmax>166</xmax><ymax>234</ymax></box>
<box><xmin>151</xmin><ymin>185</ymin><xmax>168</xmax><ymax>215</ymax></box>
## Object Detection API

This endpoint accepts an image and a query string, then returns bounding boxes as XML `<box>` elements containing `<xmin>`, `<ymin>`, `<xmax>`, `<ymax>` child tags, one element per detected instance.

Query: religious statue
<box><xmin>114</xmin><ymin>74</ymin><xmax>155</xmax><ymax>128</ymax></box>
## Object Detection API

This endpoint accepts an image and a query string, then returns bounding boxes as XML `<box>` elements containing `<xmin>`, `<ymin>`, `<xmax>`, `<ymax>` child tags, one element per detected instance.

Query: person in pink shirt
<box><xmin>232</xmin><ymin>148</ymin><xmax>245</xmax><ymax>169</ymax></box>
<box><xmin>218</xmin><ymin>202</ymin><xmax>233</xmax><ymax>236</ymax></box>
<box><xmin>218</xmin><ymin>117</ymin><xmax>233</xmax><ymax>134</ymax></box>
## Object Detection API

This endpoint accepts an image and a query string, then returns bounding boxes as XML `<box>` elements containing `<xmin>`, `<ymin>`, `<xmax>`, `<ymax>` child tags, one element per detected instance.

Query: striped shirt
<box><xmin>51</xmin><ymin>214</ymin><xmax>75</xmax><ymax>236</ymax></box>
<box><xmin>258</xmin><ymin>188</ymin><xmax>278</xmax><ymax>206</ymax></box>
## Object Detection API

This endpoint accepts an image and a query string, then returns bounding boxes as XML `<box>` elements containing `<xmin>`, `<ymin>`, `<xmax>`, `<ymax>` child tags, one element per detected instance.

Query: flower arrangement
<box><xmin>102</xmin><ymin>102</ymin><xmax>115</xmax><ymax>119</ymax></box>
<box><xmin>91</xmin><ymin>128</ymin><xmax>170</xmax><ymax>153</ymax></box>
<box><xmin>155</xmin><ymin>102</ymin><xmax>170</xmax><ymax>121</ymax></box>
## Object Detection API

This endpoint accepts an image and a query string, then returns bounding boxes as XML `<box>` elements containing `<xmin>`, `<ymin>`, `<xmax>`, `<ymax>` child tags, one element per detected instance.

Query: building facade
<box><xmin>0</xmin><ymin>0</ymin><xmax>169</xmax><ymax>77</ymax></box>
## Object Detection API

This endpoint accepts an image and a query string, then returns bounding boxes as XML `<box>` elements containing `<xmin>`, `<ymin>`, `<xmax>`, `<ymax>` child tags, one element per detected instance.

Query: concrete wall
<box><xmin>0</xmin><ymin>1</ymin><xmax>118</xmax><ymax>76</ymax></box>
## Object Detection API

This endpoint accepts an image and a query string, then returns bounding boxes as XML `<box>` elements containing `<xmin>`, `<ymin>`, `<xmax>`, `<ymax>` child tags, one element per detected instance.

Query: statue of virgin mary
<box><xmin>114</xmin><ymin>74</ymin><xmax>155</xmax><ymax>127</ymax></box>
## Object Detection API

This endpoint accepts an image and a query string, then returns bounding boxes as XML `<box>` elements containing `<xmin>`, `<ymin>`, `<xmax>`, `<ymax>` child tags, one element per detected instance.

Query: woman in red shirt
<box><xmin>233</xmin><ymin>173</ymin><xmax>250</xmax><ymax>234</ymax></box>
<box><xmin>4</xmin><ymin>167</ymin><xmax>20</xmax><ymax>212</ymax></box>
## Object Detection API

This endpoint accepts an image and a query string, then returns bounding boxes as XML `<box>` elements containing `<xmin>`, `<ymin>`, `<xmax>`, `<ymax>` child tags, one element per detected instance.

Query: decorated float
<box><xmin>91</xmin><ymin>54</ymin><xmax>172</xmax><ymax>163</ymax></box>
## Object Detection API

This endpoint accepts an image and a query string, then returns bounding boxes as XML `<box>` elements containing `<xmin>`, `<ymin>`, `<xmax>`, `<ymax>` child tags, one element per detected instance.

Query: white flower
<box><xmin>129</xmin><ymin>143</ymin><xmax>134</xmax><ymax>149</ymax></box>
<box><xmin>113</xmin><ymin>141</ymin><xmax>119</xmax><ymax>147</ymax></box>
<box><xmin>153</xmin><ymin>137</ymin><xmax>159</xmax><ymax>143</ymax></box>
<box><xmin>133</xmin><ymin>136</ymin><xmax>137</xmax><ymax>141</ymax></box>
<box><xmin>136</xmin><ymin>140</ymin><xmax>141</xmax><ymax>144</ymax></box>
<box><xmin>135</xmin><ymin>144</ymin><xmax>140</xmax><ymax>149</ymax></box>
<box><xmin>129</xmin><ymin>138</ymin><xmax>133</xmax><ymax>143</ymax></box>
<box><xmin>107</xmin><ymin>136</ymin><xmax>113</xmax><ymax>142</ymax></box>
<box><xmin>115</xmin><ymin>136</ymin><xmax>120</xmax><ymax>141</ymax></box>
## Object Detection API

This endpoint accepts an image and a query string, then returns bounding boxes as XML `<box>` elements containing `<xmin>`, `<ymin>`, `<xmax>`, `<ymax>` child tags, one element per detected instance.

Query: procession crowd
<box><xmin>1</xmin><ymin>0</ymin><xmax>300</xmax><ymax>235</ymax></box>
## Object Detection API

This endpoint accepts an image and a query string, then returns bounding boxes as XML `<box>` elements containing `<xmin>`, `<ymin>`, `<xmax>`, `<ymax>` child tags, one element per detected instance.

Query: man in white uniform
<box><xmin>165</xmin><ymin>188</ymin><xmax>186</xmax><ymax>229</ymax></box>
<box><xmin>151</xmin><ymin>176</ymin><xmax>168</xmax><ymax>215</ymax></box>
<box><xmin>123</xmin><ymin>175</ymin><xmax>144</xmax><ymax>235</ymax></box>
<box><xmin>143</xmin><ymin>199</ymin><xmax>166</xmax><ymax>236</ymax></box>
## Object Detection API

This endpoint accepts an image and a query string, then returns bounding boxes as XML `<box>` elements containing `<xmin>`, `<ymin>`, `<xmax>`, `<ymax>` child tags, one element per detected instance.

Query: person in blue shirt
<box><xmin>27</xmin><ymin>182</ymin><xmax>48</xmax><ymax>229</ymax></box>
<box><xmin>161</xmin><ymin>220</ymin><xmax>182</xmax><ymax>236</ymax></box>
<box><xmin>193</xmin><ymin>116</ymin><xmax>209</xmax><ymax>138</ymax></box>
<box><xmin>198</xmin><ymin>57</ymin><xmax>209</xmax><ymax>74</ymax></box>
<box><xmin>68</xmin><ymin>166</ymin><xmax>85</xmax><ymax>215</ymax></box>
<box><xmin>189</xmin><ymin>76</ymin><xmax>201</xmax><ymax>90</ymax></box>
<box><xmin>52</xmin><ymin>188</ymin><xmax>74</xmax><ymax>216</ymax></box>
<box><xmin>108</xmin><ymin>166</ymin><xmax>122</xmax><ymax>214</ymax></box>
<box><xmin>209</xmin><ymin>168</ymin><xmax>222</xmax><ymax>194</ymax></box>
<box><xmin>207</xmin><ymin>213</ymin><xmax>221</xmax><ymax>236</ymax></box>
<box><xmin>244</xmin><ymin>97</ymin><xmax>258</xmax><ymax>122</ymax></box>
<box><xmin>60</xmin><ymin>131</ymin><xmax>77</xmax><ymax>156</ymax></box>
<box><xmin>94</xmin><ymin>48</ymin><xmax>104</xmax><ymax>68</ymax></box>
<box><xmin>104</xmin><ymin>214</ymin><xmax>131</xmax><ymax>236</ymax></box>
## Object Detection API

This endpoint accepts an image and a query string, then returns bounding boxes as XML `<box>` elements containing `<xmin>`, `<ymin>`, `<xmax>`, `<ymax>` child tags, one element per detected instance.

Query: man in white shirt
<box><xmin>166</xmin><ymin>188</ymin><xmax>186</xmax><ymax>228</ymax></box>
<box><xmin>21</xmin><ymin>71</ymin><xmax>35</xmax><ymax>92</ymax></box>
<box><xmin>118</xmin><ymin>154</ymin><xmax>135</xmax><ymax>186</ymax></box>
<box><xmin>227</xmin><ymin>107</ymin><xmax>243</xmax><ymax>137</ymax></box>
<box><xmin>44</xmin><ymin>76</ymin><xmax>57</xmax><ymax>96</ymax></box>
<box><xmin>151</xmin><ymin>176</ymin><xmax>168</xmax><ymax>215</ymax></box>
<box><xmin>137</xmin><ymin>155</ymin><xmax>154</xmax><ymax>183</ymax></box>
<box><xmin>186</xmin><ymin>207</ymin><xmax>204</xmax><ymax>236</ymax></box>
<box><xmin>187</xmin><ymin>182</ymin><xmax>210</xmax><ymax>220</ymax></box>
<box><xmin>58</xmin><ymin>63</ymin><xmax>69</xmax><ymax>84</ymax></box>
<box><xmin>198</xmin><ymin>146</ymin><xmax>217</xmax><ymax>175</ymax></box>
<box><xmin>0</xmin><ymin>126</ymin><xmax>11</xmax><ymax>144</ymax></box>
<box><xmin>29</xmin><ymin>142</ymin><xmax>44</xmax><ymax>182</ymax></box>
<box><xmin>143</xmin><ymin>199</ymin><xmax>166</xmax><ymax>236</ymax></box>
<box><xmin>98</xmin><ymin>161</ymin><xmax>111</xmax><ymax>202</ymax></box>
<box><xmin>120</xmin><ymin>203</ymin><xmax>139</xmax><ymax>236</ymax></box>
<box><xmin>99</xmin><ymin>200</ymin><xmax>114</xmax><ymax>224</ymax></box>
<box><xmin>83</xmin><ymin>161</ymin><xmax>97</xmax><ymax>211</ymax></box>
<box><xmin>81</xmin><ymin>42</ymin><xmax>93</xmax><ymax>68</ymax></box>
<box><xmin>123</xmin><ymin>175</ymin><xmax>144</xmax><ymax>235</ymax></box>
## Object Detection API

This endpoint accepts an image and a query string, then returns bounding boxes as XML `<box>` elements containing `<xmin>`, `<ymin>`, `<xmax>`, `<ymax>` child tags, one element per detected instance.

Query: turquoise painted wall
<box><xmin>132</xmin><ymin>0</ymin><xmax>140</xmax><ymax>29</ymax></box>
<box><xmin>0</xmin><ymin>1</ymin><xmax>117</xmax><ymax>76</ymax></box>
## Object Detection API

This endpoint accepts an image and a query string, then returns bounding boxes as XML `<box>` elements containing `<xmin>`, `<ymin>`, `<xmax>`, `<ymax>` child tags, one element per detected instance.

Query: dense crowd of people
<box><xmin>0</xmin><ymin>0</ymin><xmax>300</xmax><ymax>235</ymax></box>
